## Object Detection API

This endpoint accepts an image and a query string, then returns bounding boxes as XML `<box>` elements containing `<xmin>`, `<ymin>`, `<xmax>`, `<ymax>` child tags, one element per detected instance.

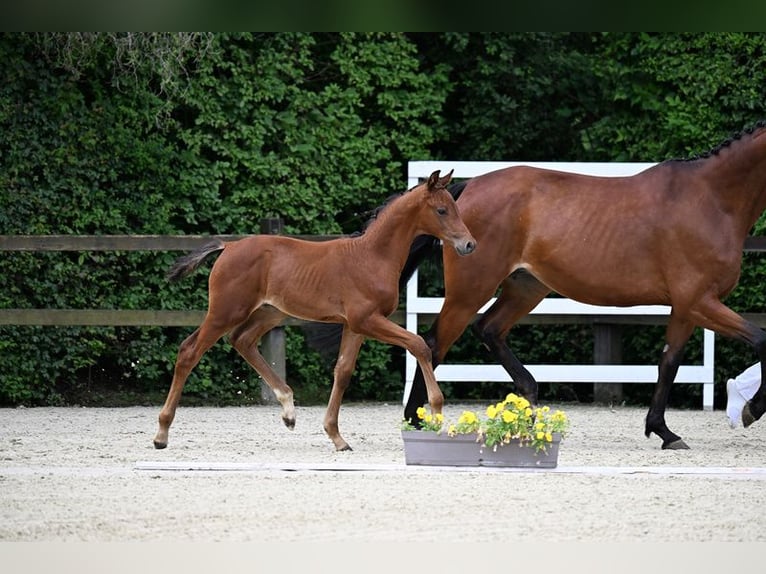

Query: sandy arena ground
<box><xmin>2</xmin><ymin>401</ymin><xmax>766</xmax><ymax>542</ymax></box>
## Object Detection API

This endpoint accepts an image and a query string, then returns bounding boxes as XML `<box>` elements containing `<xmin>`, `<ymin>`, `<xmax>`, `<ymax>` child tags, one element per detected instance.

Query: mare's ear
<box><xmin>427</xmin><ymin>170</ymin><xmax>441</xmax><ymax>190</ymax></box>
<box><xmin>438</xmin><ymin>169</ymin><xmax>454</xmax><ymax>188</ymax></box>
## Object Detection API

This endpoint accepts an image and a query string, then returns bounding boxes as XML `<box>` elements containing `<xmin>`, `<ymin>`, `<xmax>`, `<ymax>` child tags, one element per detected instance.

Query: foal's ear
<box><xmin>438</xmin><ymin>169</ymin><xmax>454</xmax><ymax>188</ymax></box>
<box><xmin>427</xmin><ymin>170</ymin><xmax>441</xmax><ymax>190</ymax></box>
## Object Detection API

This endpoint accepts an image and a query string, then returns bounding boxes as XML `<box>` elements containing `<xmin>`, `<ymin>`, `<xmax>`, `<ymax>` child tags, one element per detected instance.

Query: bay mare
<box><xmin>404</xmin><ymin>121</ymin><xmax>766</xmax><ymax>449</ymax></box>
<box><xmin>154</xmin><ymin>170</ymin><xmax>475</xmax><ymax>452</ymax></box>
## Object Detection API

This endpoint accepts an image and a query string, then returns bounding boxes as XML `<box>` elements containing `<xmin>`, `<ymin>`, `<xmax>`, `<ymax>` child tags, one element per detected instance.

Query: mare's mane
<box><xmin>676</xmin><ymin>119</ymin><xmax>766</xmax><ymax>162</ymax></box>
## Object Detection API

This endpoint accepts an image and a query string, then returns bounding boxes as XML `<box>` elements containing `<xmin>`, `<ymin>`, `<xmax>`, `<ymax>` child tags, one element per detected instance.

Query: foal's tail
<box><xmin>302</xmin><ymin>180</ymin><xmax>470</xmax><ymax>359</ymax></box>
<box><xmin>166</xmin><ymin>240</ymin><xmax>226</xmax><ymax>282</ymax></box>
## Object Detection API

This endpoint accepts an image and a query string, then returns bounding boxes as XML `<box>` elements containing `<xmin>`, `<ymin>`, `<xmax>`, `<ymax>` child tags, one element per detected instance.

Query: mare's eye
<box><xmin>436</xmin><ymin>207</ymin><xmax>448</xmax><ymax>216</ymax></box>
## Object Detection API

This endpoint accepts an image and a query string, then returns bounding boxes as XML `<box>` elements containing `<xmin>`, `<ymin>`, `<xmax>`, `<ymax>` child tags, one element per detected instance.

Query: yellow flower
<box><xmin>416</xmin><ymin>406</ymin><xmax>427</xmax><ymax>420</ymax></box>
<box><xmin>448</xmin><ymin>424</ymin><xmax>456</xmax><ymax>436</ymax></box>
<box><xmin>517</xmin><ymin>397</ymin><xmax>530</xmax><ymax>410</ymax></box>
<box><xmin>525</xmin><ymin>407</ymin><xmax>533</xmax><ymax>417</ymax></box>
<box><xmin>435</xmin><ymin>413</ymin><xmax>444</xmax><ymax>424</ymax></box>
<box><xmin>552</xmin><ymin>410</ymin><xmax>567</xmax><ymax>422</ymax></box>
<box><xmin>502</xmin><ymin>410</ymin><xmax>517</xmax><ymax>423</ymax></box>
<box><xmin>424</xmin><ymin>414</ymin><xmax>433</xmax><ymax>423</ymax></box>
<box><xmin>505</xmin><ymin>393</ymin><xmax>519</xmax><ymax>404</ymax></box>
<box><xmin>458</xmin><ymin>411</ymin><xmax>477</xmax><ymax>425</ymax></box>
<box><xmin>545</xmin><ymin>432</ymin><xmax>553</xmax><ymax>442</ymax></box>
<box><xmin>535</xmin><ymin>422</ymin><xmax>545</xmax><ymax>431</ymax></box>
<box><xmin>486</xmin><ymin>404</ymin><xmax>498</xmax><ymax>419</ymax></box>
<box><xmin>536</xmin><ymin>431</ymin><xmax>545</xmax><ymax>440</ymax></box>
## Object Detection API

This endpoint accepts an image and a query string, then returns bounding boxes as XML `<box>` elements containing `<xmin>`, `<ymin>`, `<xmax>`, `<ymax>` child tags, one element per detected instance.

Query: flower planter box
<box><xmin>401</xmin><ymin>430</ymin><xmax>561</xmax><ymax>468</ymax></box>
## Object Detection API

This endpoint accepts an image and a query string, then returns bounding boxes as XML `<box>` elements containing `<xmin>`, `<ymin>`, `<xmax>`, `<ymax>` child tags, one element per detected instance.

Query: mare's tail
<box><xmin>166</xmin><ymin>240</ymin><xmax>226</xmax><ymax>282</ymax></box>
<box><xmin>302</xmin><ymin>180</ymin><xmax>469</xmax><ymax>359</ymax></box>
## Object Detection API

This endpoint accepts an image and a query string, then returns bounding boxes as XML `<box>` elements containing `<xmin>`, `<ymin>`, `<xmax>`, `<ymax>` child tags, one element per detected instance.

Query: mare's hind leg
<box><xmin>686</xmin><ymin>297</ymin><xmax>766</xmax><ymax>428</ymax></box>
<box><xmin>646</xmin><ymin>295</ymin><xmax>766</xmax><ymax>449</ymax></box>
<box><xmin>472</xmin><ymin>270</ymin><xmax>550</xmax><ymax>405</ymax></box>
<box><xmin>154</xmin><ymin>318</ymin><xmax>230</xmax><ymax>449</ymax></box>
<box><xmin>323</xmin><ymin>328</ymin><xmax>365</xmax><ymax>451</ymax></box>
<box><xmin>229</xmin><ymin>306</ymin><xmax>296</xmax><ymax>429</ymax></box>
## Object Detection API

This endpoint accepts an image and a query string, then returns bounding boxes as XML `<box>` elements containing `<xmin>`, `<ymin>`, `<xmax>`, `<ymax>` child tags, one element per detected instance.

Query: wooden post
<box><xmin>593</xmin><ymin>324</ymin><xmax>623</xmax><ymax>405</ymax></box>
<box><xmin>258</xmin><ymin>218</ymin><xmax>286</xmax><ymax>405</ymax></box>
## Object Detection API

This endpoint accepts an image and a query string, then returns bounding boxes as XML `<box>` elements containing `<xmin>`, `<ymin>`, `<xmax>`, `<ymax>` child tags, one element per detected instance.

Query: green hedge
<box><xmin>3</xmin><ymin>33</ymin><xmax>766</xmax><ymax>408</ymax></box>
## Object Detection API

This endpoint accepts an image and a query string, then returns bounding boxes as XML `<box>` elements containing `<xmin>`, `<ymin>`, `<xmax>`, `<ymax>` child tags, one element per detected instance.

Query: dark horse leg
<box><xmin>644</xmin><ymin>314</ymin><xmax>695</xmax><ymax>449</ymax></box>
<box><xmin>695</xmin><ymin>299</ymin><xmax>766</xmax><ymax>427</ymax></box>
<box><xmin>403</xmin><ymin>295</ymin><xmax>491</xmax><ymax>425</ymax></box>
<box><xmin>471</xmin><ymin>271</ymin><xmax>550</xmax><ymax>405</ymax></box>
<box><xmin>688</xmin><ymin>298</ymin><xmax>766</xmax><ymax>427</ymax></box>
<box><xmin>404</xmin><ymin>271</ymin><xmax>550</xmax><ymax>424</ymax></box>
<box><xmin>403</xmin><ymin>271</ymin><xmax>545</xmax><ymax>424</ymax></box>
<box><xmin>646</xmin><ymin>296</ymin><xmax>766</xmax><ymax>449</ymax></box>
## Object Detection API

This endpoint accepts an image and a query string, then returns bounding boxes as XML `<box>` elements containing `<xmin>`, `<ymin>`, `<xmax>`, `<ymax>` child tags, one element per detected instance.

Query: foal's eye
<box><xmin>436</xmin><ymin>207</ymin><xmax>448</xmax><ymax>216</ymax></box>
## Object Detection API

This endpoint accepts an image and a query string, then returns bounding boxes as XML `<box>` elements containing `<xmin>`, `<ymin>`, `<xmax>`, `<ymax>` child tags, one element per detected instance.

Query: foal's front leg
<box><xmin>356</xmin><ymin>314</ymin><xmax>444</xmax><ymax>415</ymax></box>
<box><xmin>323</xmin><ymin>328</ymin><xmax>365</xmax><ymax>451</ymax></box>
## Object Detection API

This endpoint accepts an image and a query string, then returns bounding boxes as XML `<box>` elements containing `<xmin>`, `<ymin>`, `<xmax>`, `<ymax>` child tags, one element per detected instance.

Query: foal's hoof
<box><xmin>662</xmin><ymin>438</ymin><xmax>690</xmax><ymax>450</ymax></box>
<box><xmin>337</xmin><ymin>444</ymin><xmax>353</xmax><ymax>452</ymax></box>
<box><xmin>153</xmin><ymin>440</ymin><xmax>167</xmax><ymax>450</ymax></box>
<box><xmin>282</xmin><ymin>416</ymin><xmax>296</xmax><ymax>430</ymax></box>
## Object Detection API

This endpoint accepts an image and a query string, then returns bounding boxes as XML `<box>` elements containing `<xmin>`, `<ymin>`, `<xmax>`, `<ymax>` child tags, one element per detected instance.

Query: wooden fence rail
<box><xmin>3</xmin><ymin>225</ymin><xmax>766</xmax><ymax>407</ymax></box>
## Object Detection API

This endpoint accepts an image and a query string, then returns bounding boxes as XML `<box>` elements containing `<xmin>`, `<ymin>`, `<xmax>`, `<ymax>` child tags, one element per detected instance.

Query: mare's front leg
<box><xmin>644</xmin><ymin>316</ymin><xmax>694</xmax><ymax>450</ymax></box>
<box><xmin>323</xmin><ymin>328</ymin><xmax>365</xmax><ymax>451</ymax></box>
<box><xmin>230</xmin><ymin>307</ymin><xmax>297</xmax><ymax>430</ymax></box>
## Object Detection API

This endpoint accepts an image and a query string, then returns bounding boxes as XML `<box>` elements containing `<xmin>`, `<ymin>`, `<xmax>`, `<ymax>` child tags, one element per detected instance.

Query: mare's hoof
<box><xmin>337</xmin><ymin>444</ymin><xmax>353</xmax><ymax>452</ymax></box>
<box><xmin>153</xmin><ymin>440</ymin><xmax>167</xmax><ymax>450</ymax></box>
<box><xmin>282</xmin><ymin>417</ymin><xmax>296</xmax><ymax>430</ymax></box>
<box><xmin>742</xmin><ymin>403</ymin><xmax>756</xmax><ymax>428</ymax></box>
<box><xmin>662</xmin><ymin>438</ymin><xmax>690</xmax><ymax>450</ymax></box>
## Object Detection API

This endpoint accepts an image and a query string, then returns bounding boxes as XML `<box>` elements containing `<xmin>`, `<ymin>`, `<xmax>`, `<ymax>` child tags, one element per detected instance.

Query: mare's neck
<box><xmin>700</xmin><ymin>128</ymin><xmax>766</xmax><ymax>232</ymax></box>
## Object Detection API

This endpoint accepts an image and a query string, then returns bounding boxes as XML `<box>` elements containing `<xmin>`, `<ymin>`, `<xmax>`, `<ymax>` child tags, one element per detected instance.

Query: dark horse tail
<box><xmin>303</xmin><ymin>180</ymin><xmax>469</xmax><ymax>359</ymax></box>
<box><xmin>166</xmin><ymin>240</ymin><xmax>226</xmax><ymax>282</ymax></box>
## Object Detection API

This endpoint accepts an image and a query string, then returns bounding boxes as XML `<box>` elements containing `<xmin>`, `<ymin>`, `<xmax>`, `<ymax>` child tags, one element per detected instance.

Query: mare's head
<box><xmin>416</xmin><ymin>169</ymin><xmax>476</xmax><ymax>256</ymax></box>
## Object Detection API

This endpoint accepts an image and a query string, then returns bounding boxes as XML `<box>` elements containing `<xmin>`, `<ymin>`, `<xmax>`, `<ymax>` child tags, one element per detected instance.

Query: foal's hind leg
<box><xmin>154</xmin><ymin>319</ymin><xmax>230</xmax><ymax>449</ymax></box>
<box><xmin>229</xmin><ymin>306</ymin><xmax>296</xmax><ymax>430</ymax></box>
<box><xmin>472</xmin><ymin>271</ymin><xmax>550</xmax><ymax>405</ymax></box>
<box><xmin>323</xmin><ymin>327</ymin><xmax>365</xmax><ymax>451</ymax></box>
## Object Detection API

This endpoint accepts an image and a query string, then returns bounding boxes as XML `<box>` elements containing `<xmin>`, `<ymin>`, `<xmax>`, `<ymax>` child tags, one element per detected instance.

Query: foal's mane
<box><xmin>357</xmin><ymin>190</ymin><xmax>406</xmax><ymax>234</ymax></box>
<box><xmin>678</xmin><ymin>119</ymin><xmax>766</xmax><ymax>162</ymax></box>
<box><xmin>355</xmin><ymin>178</ymin><xmax>438</xmax><ymax>235</ymax></box>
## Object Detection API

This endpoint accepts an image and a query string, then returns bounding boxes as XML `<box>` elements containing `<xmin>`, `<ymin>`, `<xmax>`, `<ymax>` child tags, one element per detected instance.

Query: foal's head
<box><xmin>417</xmin><ymin>169</ymin><xmax>476</xmax><ymax>256</ymax></box>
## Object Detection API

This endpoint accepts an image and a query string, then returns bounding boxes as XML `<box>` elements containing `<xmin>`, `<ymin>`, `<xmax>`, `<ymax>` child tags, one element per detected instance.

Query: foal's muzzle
<box><xmin>455</xmin><ymin>238</ymin><xmax>476</xmax><ymax>256</ymax></box>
